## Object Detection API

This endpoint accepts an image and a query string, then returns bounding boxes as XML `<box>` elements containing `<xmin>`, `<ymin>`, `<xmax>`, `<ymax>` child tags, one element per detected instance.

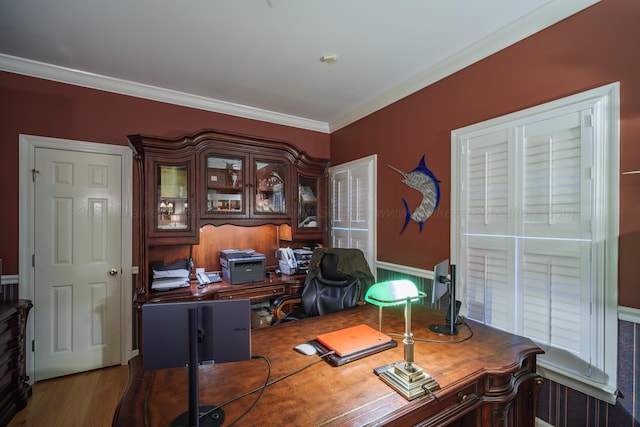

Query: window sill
<box><xmin>537</xmin><ymin>362</ymin><xmax>618</xmax><ymax>405</ymax></box>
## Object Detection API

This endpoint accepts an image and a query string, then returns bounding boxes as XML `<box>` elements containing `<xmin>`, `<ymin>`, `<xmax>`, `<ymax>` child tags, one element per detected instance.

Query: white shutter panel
<box><xmin>349</xmin><ymin>162</ymin><xmax>371</xmax><ymax>230</ymax></box>
<box><xmin>521</xmin><ymin>110</ymin><xmax>591</xmax><ymax>239</ymax></box>
<box><xmin>331</xmin><ymin>169</ymin><xmax>349</xmax><ymax>231</ymax></box>
<box><xmin>464</xmin><ymin>129</ymin><xmax>513</xmax><ymax>236</ymax></box>
<box><xmin>521</xmin><ymin>242</ymin><xmax>593</xmax><ymax>378</ymax></box>
<box><xmin>348</xmin><ymin>161</ymin><xmax>374</xmax><ymax>266</ymax></box>
<box><xmin>465</xmin><ymin>236</ymin><xmax>513</xmax><ymax>331</ymax></box>
<box><xmin>521</xmin><ymin>243</ymin><xmax>589</xmax><ymax>352</ymax></box>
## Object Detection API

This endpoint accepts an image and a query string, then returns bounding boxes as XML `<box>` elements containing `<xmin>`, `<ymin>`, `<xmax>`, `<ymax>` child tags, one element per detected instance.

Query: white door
<box><xmin>33</xmin><ymin>147</ymin><xmax>123</xmax><ymax>380</ymax></box>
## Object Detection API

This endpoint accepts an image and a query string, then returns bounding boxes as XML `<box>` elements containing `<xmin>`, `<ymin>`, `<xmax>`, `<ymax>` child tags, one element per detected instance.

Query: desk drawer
<box><xmin>416</xmin><ymin>383</ymin><xmax>481</xmax><ymax>426</ymax></box>
<box><xmin>285</xmin><ymin>281</ymin><xmax>304</xmax><ymax>295</ymax></box>
<box><xmin>217</xmin><ymin>284</ymin><xmax>285</xmax><ymax>302</ymax></box>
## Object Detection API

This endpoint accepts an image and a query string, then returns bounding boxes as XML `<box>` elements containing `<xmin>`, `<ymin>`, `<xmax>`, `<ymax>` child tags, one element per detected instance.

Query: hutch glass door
<box><xmin>156</xmin><ymin>164</ymin><xmax>189</xmax><ymax>230</ymax></box>
<box><xmin>254</xmin><ymin>159</ymin><xmax>287</xmax><ymax>215</ymax></box>
<box><xmin>297</xmin><ymin>174</ymin><xmax>319</xmax><ymax>229</ymax></box>
<box><xmin>206</xmin><ymin>155</ymin><xmax>244</xmax><ymax>213</ymax></box>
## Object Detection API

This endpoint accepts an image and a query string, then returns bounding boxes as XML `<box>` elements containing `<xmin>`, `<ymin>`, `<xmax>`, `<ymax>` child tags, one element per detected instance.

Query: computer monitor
<box><xmin>142</xmin><ymin>299</ymin><xmax>251</xmax><ymax>426</ymax></box>
<box><xmin>142</xmin><ymin>299</ymin><xmax>251</xmax><ymax>370</ymax></box>
<box><xmin>431</xmin><ymin>259</ymin><xmax>450</xmax><ymax>305</ymax></box>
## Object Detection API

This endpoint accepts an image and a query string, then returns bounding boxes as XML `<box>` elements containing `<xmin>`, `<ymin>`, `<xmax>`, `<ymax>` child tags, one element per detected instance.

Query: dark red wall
<box><xmin>330</xmin><ymin>0</ymin><xmax>640</xmax><ymax>308</ymax></box>
<box><xmin>2</xmin><ymin>0</ymin><xmax>638</xmax><ymax>309</ymax></box>
<box><xmin>0</xmin><ymin>72</ymin><xmax>330</xmax><ymax>273</ymax></box>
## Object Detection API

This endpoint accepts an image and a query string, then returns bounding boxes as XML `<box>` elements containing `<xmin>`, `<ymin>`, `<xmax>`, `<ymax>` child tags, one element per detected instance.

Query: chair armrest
<box><xmin>272</xmin><ymin>294</ymin><xmax>302</xmax><ymax>321</ymax></box>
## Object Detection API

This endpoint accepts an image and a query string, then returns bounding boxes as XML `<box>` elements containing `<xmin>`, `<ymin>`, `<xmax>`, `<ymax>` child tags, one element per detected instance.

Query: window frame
<box><xmin>329</xmin><ymin>154</ymin><xmax>377</xmax><ymax>274</ymax></box>
<box><xmin>450</xmin><ymin>83</ymin><xmax>619</xmax><ymax>404</ymax></box>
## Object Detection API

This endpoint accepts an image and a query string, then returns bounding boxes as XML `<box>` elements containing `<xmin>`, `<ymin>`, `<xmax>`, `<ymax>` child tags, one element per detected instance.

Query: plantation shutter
<box><xmin>329</xmin><ymin>156</ymin><xmax>376</xmax><ymax>271</ymax></box>
<box><xmin>453</xmin><ymin>83</ymin><xmax>619</xmax><ymax>401</ymax></box>
<box><xmin>460</xmin><ymin>108</ymin><xmax>595</xmax><ymax>378</ymax></box>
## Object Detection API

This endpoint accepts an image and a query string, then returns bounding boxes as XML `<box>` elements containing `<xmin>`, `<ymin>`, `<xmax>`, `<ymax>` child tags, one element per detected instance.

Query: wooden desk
<box><xmin>114</xmin><ymin>304</ymin><xmax>543</xmax><ymax>426</ymax></box>
<box><xmin>135</xmin><ymin>275</ymin><xmax>306</xmax><ymax>349</ymax></box>
<box><xmin>139</xmin><ymin>274</ymin><xmax>306</xmax><ymax>304</ymax></box>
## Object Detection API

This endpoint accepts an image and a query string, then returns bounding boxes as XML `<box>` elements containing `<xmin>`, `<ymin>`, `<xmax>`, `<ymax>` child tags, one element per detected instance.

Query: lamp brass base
<box><xmin>378</xmin><ymin>362</ymin><xmax>440</xmax><ymax>400</ymax></box>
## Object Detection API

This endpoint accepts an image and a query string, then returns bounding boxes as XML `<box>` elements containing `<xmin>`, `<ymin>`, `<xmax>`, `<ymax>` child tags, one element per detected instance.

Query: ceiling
<box><xmin>0</xmin><ymin>0</ymin><xmax>597</xmax><ymax>133</ymax></box>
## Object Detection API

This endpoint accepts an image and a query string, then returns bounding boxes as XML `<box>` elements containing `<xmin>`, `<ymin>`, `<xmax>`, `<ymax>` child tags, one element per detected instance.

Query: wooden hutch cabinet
<box><xmin>128</xmin><ymin>129</ymin><xmax>329</xmax><ymax>317</ymax></box>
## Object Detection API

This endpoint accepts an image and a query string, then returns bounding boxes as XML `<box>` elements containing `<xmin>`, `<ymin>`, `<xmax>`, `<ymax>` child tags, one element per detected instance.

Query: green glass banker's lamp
<box><xmin>365</xmin><ymin>279</ymin><xmax>440</xmax><ymax>400</ymax></box>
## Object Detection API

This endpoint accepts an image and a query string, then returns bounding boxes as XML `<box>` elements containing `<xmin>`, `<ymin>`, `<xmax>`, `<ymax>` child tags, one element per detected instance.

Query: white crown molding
<box><xmin>0</xmin><ymin>0</ymin><xmax>598</xmax><ymax>135</ymax></box>
<box><xmin>328</xmin><ymin>0</ymin><xmax>600</xmax><ymax>132</ymax></box>
<box><xmin>0</xmin><ymin>53</ymin><xmax>330</xmax><ymax>134</ymax></box>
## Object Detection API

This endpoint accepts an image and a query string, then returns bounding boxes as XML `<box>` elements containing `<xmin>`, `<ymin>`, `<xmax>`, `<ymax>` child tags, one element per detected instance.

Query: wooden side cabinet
<box><xmin>0</xmin><ymin>300</ymin><xmax>32</xmax><ymax>427</ymax></box>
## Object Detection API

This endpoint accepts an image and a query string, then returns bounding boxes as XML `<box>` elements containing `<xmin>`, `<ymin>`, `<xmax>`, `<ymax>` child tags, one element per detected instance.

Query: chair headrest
<box><xmin>319</xmin><ymin>253</ymin><xmax>350</xmax><ymax>281</ymax></box>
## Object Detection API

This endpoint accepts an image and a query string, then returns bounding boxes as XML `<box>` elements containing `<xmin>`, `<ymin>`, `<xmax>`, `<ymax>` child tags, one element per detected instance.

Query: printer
<box><xmin>220</xmin><ymin>249</ymin><xmax>266</xmax><ymax>284</ymax></box>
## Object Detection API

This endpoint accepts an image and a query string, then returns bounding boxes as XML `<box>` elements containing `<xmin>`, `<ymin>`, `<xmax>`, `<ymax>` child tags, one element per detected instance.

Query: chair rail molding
<box><xmin>618</xmin><ymin>305</ymin><xmax>640</xmax><ymax>324</ymax></box>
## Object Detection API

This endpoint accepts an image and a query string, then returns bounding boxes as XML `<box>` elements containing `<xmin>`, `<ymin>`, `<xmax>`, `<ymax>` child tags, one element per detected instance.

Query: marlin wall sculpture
<box><xmin>388</xmin><ymin>155</ymin><xmax>441</xmax><ymax>234</ymax></box>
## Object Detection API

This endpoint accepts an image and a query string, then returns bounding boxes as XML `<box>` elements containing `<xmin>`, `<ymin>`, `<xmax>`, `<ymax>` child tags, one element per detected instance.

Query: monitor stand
<box><xmin>429</xmin><ymin>265</ymin><xmax>459</xmax><ymax>336</ymax></box>
<box><xmin>172</xmin><ymin>406</ymin><xmax>223</xmax><ymax>427</ymax></box>
<box><xmin>172</xmin><ymin>308</ymin><xmax>225</xmax><ymax>427</ymax></box>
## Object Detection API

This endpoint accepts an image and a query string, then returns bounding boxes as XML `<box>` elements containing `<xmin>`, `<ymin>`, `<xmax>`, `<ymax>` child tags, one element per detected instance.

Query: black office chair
<box><xmin>272</xmin><ymin>248</ymin><xmax>374</xmax><ymax>323</ymax></box>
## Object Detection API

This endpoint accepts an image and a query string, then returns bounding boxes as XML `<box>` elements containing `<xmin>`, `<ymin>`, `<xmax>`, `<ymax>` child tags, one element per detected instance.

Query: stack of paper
<box><xmin>151</xmin><ymin>268</ymin><xmax>191</xmax><ymax>291</ymax></box>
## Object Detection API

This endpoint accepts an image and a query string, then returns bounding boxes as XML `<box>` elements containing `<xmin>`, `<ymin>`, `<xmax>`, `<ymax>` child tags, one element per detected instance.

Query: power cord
<box><xmin>225</xmin><ymin>355</ymin><xmax>271</xmax><ymax>426</ymax></box>
<box><xmin>387</xmin><ymin>317</ymin><xmax>474</xmax><ymax>344</ymax></box>
<box><xmin>422</xmin><ymin>384</ymin><xmax>440</xmax><ymax>401</ymax></box>
<box><xmin>199</xmin><ymin>350</ymin><xmax>335</xmax><ymax>423</ymax></box>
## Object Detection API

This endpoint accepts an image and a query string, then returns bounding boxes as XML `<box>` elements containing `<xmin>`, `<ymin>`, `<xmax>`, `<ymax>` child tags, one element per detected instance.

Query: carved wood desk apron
<box><xmin>114</xmin><ymin>304</ymin><xmax>543</xmax><ymax>426</ymax></box>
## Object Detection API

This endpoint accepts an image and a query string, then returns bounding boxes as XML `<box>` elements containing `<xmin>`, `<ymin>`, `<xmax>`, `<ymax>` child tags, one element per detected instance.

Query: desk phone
<box><xmin>197</xmin><ymin>271</ymin><xmax>222</xmax><ymax>285</ymax></box>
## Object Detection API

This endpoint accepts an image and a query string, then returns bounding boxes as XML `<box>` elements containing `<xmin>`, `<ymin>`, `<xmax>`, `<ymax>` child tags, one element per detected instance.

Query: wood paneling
<box><xmin>191</xmin><ymin>224</ymin><xmax>279</xmax><ymax>272</ymax></box>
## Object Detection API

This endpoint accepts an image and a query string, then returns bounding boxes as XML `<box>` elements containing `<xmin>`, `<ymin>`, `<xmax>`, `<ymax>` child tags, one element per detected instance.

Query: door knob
<box><xmin>109</xmin><ymin>268</ymin><xmax>118</xmax><ymax>276</ymax></box>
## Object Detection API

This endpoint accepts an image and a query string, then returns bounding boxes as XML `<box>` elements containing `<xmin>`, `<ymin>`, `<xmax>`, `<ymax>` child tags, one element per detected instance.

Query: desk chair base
<box><xmin>172</xmin><ymin>405</ymin><xmax>224</xmax><ymax>427</ymax></box>
<box><xmin>378</xmin><ymin>362</ymin><xmax>440</xmax><ymax>401</ymax></box>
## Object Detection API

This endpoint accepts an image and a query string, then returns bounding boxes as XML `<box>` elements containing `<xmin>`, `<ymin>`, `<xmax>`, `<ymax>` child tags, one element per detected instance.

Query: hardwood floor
<box><xmin>8</xmin><ymin>364</ymin><xmax>130</xmax><ymax>427</ymax></box>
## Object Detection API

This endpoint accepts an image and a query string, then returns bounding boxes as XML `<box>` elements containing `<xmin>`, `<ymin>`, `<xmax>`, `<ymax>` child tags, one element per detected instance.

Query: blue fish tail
<box><xmin>400</xmin><ymin>199</ymin><xmax>411</xmax><ymax>235</ymax></box>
